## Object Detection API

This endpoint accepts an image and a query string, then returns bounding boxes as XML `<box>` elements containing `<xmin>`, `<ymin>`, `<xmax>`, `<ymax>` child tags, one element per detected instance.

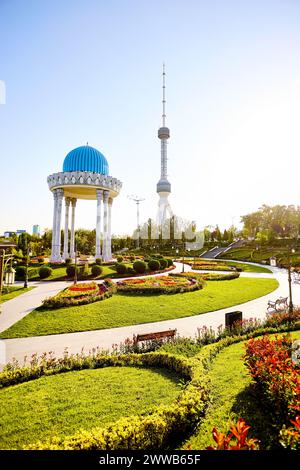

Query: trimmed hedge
<box><xmin>0</xmin><ymin>323</ymin><xmax>299</xmax><ymax>450</ymax></box>
<box><xmin>5</xmin><ymin>351</ymin><xmax>208</xmax><ymax>450</ymax></box>
<box><xmin>66</xmin><ymin>265</ymin><xmax>76</xmax><ymax>278</ymax></box>
<box><xmin>38</xmin><ymin>266</ymin><xmax>52</xmax><ymax>279</ymax></box>
<box><xmin>148</xmin><ymin>259</ymin><xmax>160</xmax><ymax>271</ymax></box>
<box><xmin>159</xmin><ymin>258</ymin><xmax>168</xmax><ymax>270</ymax></box>
<box><xmin>91</xmin><ymin>265</ymin><xmax>103</xmax><ymax>277</ymax></box>
<box><xmin>133</xmin><ymin>260</ymin><xmax>147</xmax><ymax>274</ymax></box>
<box><xmin>115</xmin><ymin>263</ymin><xmax>127</xmax><ymax>275</ymax></box>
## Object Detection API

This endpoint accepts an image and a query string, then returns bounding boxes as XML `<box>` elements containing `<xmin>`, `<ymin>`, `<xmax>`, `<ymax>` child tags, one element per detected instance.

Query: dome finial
<box><xmin>86</xmin><ymin>141</ymin><xmax>89</xmax><ymax>146</ymax></box>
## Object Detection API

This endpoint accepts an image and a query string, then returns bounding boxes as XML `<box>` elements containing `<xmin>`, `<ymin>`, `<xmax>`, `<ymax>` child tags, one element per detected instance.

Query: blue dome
<box><xmin>63</xmin><ymin>145</ymin><xmax>109</xmax><ymax>175</ymax></box>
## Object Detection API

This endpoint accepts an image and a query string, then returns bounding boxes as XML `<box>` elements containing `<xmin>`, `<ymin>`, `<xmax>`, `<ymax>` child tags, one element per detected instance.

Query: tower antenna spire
<box><xmin>162</xmin><ymin>62</ymin><xmax>166</xmax><ymax>127</ymax></box>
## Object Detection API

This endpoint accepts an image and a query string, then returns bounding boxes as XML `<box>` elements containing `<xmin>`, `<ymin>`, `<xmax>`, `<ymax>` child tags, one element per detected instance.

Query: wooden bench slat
<box><xmin>135</xmin><ymin>329</ymin><xmax>177</xmax><ymax>342</ymax></box>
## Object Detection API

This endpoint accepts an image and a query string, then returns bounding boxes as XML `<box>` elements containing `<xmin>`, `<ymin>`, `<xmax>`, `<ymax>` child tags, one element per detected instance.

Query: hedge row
<box><xmin>2</xmin><ymin>322</ymin><xmax>299</xmax><ymax>450</ymax></box>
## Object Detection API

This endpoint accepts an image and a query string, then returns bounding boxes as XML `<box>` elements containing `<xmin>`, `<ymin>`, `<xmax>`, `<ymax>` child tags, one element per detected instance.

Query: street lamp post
<box><xmin>24</xmin><ymin>243</ymin><xmax>31</xmax><ymax>289</ymax></box>
<box><xmin>182</xmin><ymin>245</ymin><xmax>185</xmax><ymax>273</ymax></box>
<box><xmin>74</xmin><ymin>242</ymin><xmax>78</xmax><ymax>285</ymax></box>
<box><xmin>288</xmin><ymin>248</ymin><xmax>295</xmax><ymax>313</ymax></box>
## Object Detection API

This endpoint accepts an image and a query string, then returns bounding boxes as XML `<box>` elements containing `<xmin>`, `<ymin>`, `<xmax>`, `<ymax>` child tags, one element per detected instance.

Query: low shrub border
<box><xmin>1</xmin><ymin>321</ymin><xmax>299</xmax><ymax>450</ymax></box>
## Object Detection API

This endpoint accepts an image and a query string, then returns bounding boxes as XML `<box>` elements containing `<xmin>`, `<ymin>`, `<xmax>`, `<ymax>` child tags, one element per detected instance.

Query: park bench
<box><xmin>134</xmin><ymin>329</ymin><xmax>177</xmax><ymax>344</ymax></box>
<box><xmin>267</xmin><ymin>297</ymin><xmax>288</xmax><ymax>312</ymax></box>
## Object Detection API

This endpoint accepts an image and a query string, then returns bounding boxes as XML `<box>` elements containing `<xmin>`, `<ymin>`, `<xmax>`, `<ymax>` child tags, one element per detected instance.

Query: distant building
<box><xmin>3</xmin><ymin>231</ymin><xmax>15</xmax><ymax>238</ymax></box>
<box><xmin>32</xmin><ymin>225</ymin><xmax>40</xmax><ymax>236</ymax></box>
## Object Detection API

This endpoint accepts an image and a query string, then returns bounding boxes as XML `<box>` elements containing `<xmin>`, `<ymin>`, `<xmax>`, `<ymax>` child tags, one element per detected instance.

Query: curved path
<box><xmin>0</xmin><ymin>262</ymin><xmax>297</xmax><ymax>367</ymax></box>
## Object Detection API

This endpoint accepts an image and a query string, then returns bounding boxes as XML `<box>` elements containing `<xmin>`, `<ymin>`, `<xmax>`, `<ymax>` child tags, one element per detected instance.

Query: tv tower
<box><xmin>157</xmin><ymin>63</ymin><xmax>172</xmax><ymax>226</ymax></box>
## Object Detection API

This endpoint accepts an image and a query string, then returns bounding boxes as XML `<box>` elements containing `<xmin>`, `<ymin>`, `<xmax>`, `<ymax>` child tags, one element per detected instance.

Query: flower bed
<box><xmin>169</xmin><ymin>271</ymin><xmax>240</xmax><ymax>282</ymax></box>
<box><xmin>192</xmin><ymin>263</ymin><xmax>233</xmax><ymax>271</ymax></box>
<box><xmin>177</xmin><ymin>259</ymin><xmax>235</xmax><ymax>272</ymax></box>
<box><xmin>116</xmin><ymin>275</ymin><xmax>205</xmax><ymax>295</ymax></box>
<box><xmin>244</xmin><ymin>335</ymin><xmax>300</xmax><ymax>449</ymax></box>
<box><xmin>41</xmin><ymin>280</ymin><xmax>116</xmax><ymax>308</ymax></box>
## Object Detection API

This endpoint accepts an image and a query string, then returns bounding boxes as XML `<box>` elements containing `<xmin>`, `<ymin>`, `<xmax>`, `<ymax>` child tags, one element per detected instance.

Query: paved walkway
<box><xmin>0</xmin><ymin>262</ymin><xmax>298</xmax><ymax>367</ymax></box>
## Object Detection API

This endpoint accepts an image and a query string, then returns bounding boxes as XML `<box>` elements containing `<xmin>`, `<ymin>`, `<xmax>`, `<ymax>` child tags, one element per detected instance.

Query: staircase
<box><xmin>200</xmin><ymin>246</ymin><xmax>226</xmax><ymax>259</ymax></box>
<box><xmin>200</xmin><ymin>239</ymin><xmax>245</xmax><ymax>259</ymax></box>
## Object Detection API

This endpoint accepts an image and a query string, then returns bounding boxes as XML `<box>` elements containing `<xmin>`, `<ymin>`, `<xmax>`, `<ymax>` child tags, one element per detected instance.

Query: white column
<box><xmin>69</xmin><ymin>198</ymin><xmax>77</xmax><ymax>259</ymax></box>
<box><xmin>102</xmin><ymin>191</ymin><xmax>109</xmax><ymax>261</ymax></box>
<box><xmin>63</xmin><ymin>197</ymin><xmax>71</xmax><ymax>260</ymax></box>
<box><xmin>55</xmin><ymin>189</ymin><xmax>64</xmax><ymax>261</ymax></box>
<box><xmin>50</xmin><ymin>190</ymin><xmax>58</xmax><ymax>262</ymax></box>
<box><xmin>107</xmin><ymin>197</ymin><xmax>113</xmax><ymax>259</ymax></box>
<box><xmin>95</xmin><ymin>189</ymin><xmax>103</xmax><ymax>259</ymax></box>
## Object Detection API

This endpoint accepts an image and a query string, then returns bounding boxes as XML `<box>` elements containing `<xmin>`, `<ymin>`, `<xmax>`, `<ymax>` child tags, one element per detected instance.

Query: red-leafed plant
<box><xmin>244</xmin><ymin>334</ymin><xmax>300</xmax><ymax>449</ymax></box>
<box><xmin>206</xmin><ymin>418</ymin><xmax>259</xmax><ymax>450</ymax></box>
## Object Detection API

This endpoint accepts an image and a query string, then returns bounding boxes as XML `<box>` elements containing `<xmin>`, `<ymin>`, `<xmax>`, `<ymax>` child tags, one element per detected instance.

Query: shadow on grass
<box><xmin>231</xmin><ymin>383</ymin><xmax>280</xmax><ymax>450</ymax></box>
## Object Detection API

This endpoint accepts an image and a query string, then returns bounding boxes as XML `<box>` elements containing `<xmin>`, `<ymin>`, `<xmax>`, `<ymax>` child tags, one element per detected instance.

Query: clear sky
<box><xmin>1</xmin><ymin>0</ymin><xmax>300</xmax><ymax>236</ymax></box>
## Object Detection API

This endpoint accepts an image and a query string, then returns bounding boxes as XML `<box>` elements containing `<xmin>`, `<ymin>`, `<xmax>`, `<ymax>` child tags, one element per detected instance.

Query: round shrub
<box><xmin>116</xmin><ymin>263</ymin><xmax>127</xmax><ymax>275</ymax></box>
<box><xmin>95</xmin><ymin>258</ymin><xmax>102</xmax><ymax>265</ymax></box>
<box><xmin>167</xmin><ymin>258</ymin><xmax>173</xmax><ymax>267</ymax></box>
<box><xmin>133</xmin><ymin>260</ymin><xmax>147</xmax><ymax>274</ymax></box>
<box><xmin>15</xmin><ymin>266</ymin><xmax>26</xmax><ymax>281</ymax></box>
<box><xmin>148</xmin><ymin>259</ymin><xmax>160</xmax><ymax>271</ymax></box>
<box><xmin>126</xmin><ymin>266</ymin><xmax>136</xmax><ymax>275</ymax></box>
<box><xmin>117</xmin><ymin>256</ymin><xmax>123</xmax><ymax>263</ymax></box>
<box><xmin>65</xmin><ymin>258</ymin><xmax>72</xmax><ymax>265</ymax></box>
<box><xmin>159</xmin><ymin>258</ymin><xmax>168</xmax><ymax>270</ymax></box>
<box><xmin>66</xmin><ymin>265</ymin><xmax>76</xmax><ymax>278</ymax></box>
<box><xmin>38</xmin><ymin>266</ymin><xmax>52</xmax><ymax>279</ymax></box>
<box><xmin>91</xmin><ymin>264</ymin><xmax>103</xmax><ymax>277</ymax></box>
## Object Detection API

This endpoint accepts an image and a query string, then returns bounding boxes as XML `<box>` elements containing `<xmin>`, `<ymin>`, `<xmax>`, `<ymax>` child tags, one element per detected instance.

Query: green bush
<box><xmin>126</xmin><ymin>266</ymin><xmax>136</xmax><ymax>275</ymax></box>
<box><xmin>117</xmin><ymin>256</ymin><xmax>123</xmax><ymax>263</ymax></box>
<box><xmin>95</xmin><ymin>258</ymin><xmax>102</xmax><ymax>265</ymax></box>
<box><xmin>148</xmin><ymin>259</ymin><xmax>160</xmax><ymax>271</ymax></box>
<box><xmin>133</xmin><ymin>260</ymin><xmax>147</xmax><ymax>274</ymax></box>
<box><xmin>66</xmin><ymin>265</ymin><xmax>76</xmax><ymax>278</ymax></box>
<box><xmin>38</xmin><ymin>266</ymin><xmax>52</xmax><ymax>279</ymax></box>
<box><xmin>78</xmin><ymin>263</ymin><xmax>90</xmax><ymax>280</ymax></box>
<box><xmin>130</xmin><ymin>255</ymin><xmax>135</xmax><ymax>262</ymax></box>
<box><xmin>167</xmin><ymin>258</ymin><xmax>173</xmax><ymax>267</ymax></box>
<box><xmin>91</xmin><ymin>264</ymin><xmax>103</xmax><ymax>277</ymax></box>
<box><xmin>116</xmin><ymin>263</ymin><xmax>127</xmax><ymax>275</ymax></box>
<box><xmin>65</xmin><ymin>258</ymin><xmax>72</xmax><ymax>265</ymax></box>
<box><xmin>159</xmin><ymin>258</ymin><xmax>168</xmax><ymax>270</ymax></box>
<box><xmin>15</xmin><ymin>266</ymin><xmax>26</xmax><ymax>281</ymax></box>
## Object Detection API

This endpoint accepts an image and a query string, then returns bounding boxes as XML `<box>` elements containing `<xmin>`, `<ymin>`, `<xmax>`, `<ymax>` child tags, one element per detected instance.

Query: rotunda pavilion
<box><xmin>47</xmin><ymin>144</ymin><xmax>122</xmax><ymax>262</ymax></box>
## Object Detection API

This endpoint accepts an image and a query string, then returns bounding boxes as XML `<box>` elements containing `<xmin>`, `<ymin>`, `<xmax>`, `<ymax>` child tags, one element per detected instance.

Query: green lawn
<box><xmin>0</xmin><ymin>277</ymin><xmax>279</xmax><ymax>338</ymax></box>
<box><xmin>0</xmin><ymin>286</ymin><xmax>34</xmax><ymax>303</ymax></box>
<box><xmin>0</xmin><ymin>366</ymin><xmax>181</xmax><ymax>449</ymax></box>
<box><xmin>223</xmin><ymin>260</ymin><xmax>272</xmax><ymax>273</ymax></box>
<box><xmin>186</xmin><ymin>330</ymin><xmax>300</xmax><ymax>450</ymax></box>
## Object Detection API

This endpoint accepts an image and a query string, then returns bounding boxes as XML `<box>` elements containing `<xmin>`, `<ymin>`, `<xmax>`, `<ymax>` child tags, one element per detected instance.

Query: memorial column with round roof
<box><xmin>47</xmin><ymin>145</ymin><xmax>122</xmax><ymax>262</ymax></box>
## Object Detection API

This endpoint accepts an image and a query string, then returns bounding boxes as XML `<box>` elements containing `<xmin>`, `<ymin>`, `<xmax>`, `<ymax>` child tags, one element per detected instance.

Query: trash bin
<box><xmin>225</xmin><ymin>311</ymin><xmax>242</xmax><ymax>329</ymax></box>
